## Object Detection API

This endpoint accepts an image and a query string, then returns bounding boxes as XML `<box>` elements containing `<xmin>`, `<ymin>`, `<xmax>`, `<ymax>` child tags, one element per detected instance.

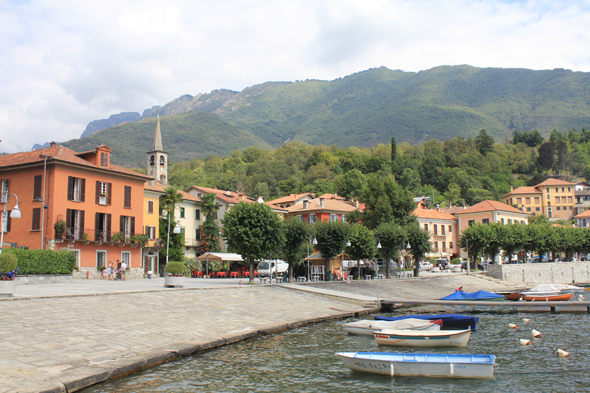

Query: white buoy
<box><xmin>519</xmin><ymin>339</ymin><xmax>532</xmax><ymax>346</ymax></box>
<box><xmin>531</xmin><ymin>328</ymin><xmax>542</xmax><ymax>338</ymax></box>
<box><xmin>554</xmin><ymin>348</ymin><xmax>570</xmax><ymax>358</ymax></box>
<box><xmin>509</xmin><ymin>323</ymin><xmax>518</xmax><ymax>329</ymax></box>
<box><xmin>522</xmin><ymin>318</ymin><xmax>531</xmax><ymax>323</ymax></box>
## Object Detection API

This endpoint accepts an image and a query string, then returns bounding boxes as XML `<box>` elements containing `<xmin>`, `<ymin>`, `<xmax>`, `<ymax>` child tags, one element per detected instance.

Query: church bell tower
<box><xmin>147</xmin><ymin>113</ymin><xmax>168</xmax><ymax>186</ymax></box>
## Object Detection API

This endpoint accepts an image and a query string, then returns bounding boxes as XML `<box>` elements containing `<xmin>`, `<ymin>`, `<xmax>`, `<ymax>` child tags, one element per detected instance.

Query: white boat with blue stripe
<box><xmin>374</xmin><ymin>328</ymin><xmax>471</xmax><ymax>347</ymax></box>
<box><xmin>336</xmin><ymin>352</ymin><xmax>495</xmax><ymax>379</ymax></box>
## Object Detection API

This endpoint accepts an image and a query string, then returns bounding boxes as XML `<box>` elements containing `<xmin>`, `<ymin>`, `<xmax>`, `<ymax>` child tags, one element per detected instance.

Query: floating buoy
<box><xmin>522</xmin><ymin>318</ymin><xmax>531</xmax><ymax>323</ymax></box>
<box><xmin>509</xmin><ymin>323</ymin><xmax>518</xmax><ymax>329</ymax></box>
<box><xmin>519</xmin><ymin>339</ymin><xmax>532</xmax><ymax>346</ymax></box>
<box><xmin>531</xmin><ymin>328</ymin><xmax>542</xmax><ymax>338</ymax></box>
<box><xmin>554</xmin><ymin>348</ymin><xmax>570</xmax><ymax>358</ymax></box>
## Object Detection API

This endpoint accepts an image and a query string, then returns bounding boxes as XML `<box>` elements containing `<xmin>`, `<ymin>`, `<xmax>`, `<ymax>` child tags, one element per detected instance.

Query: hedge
<box><xmin>3</xmin><ymin>249</ymin><xmax>77</xmax><ymax>275</ymax></box>
<box><xmin>165</xmin><ymin>261</ymin><xmax>185</xmax><ymax>276</ymax></box>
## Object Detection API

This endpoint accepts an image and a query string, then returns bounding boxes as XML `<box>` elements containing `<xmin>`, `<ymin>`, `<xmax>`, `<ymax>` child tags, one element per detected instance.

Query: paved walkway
<box><xmin>0</xmin><ymin>280</ymin><xmax>372</xmax><ymax>393</ymax></box>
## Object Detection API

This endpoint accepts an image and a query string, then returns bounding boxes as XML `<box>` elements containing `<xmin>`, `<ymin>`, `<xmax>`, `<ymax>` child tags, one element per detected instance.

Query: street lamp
<box><xmin>161</xmin><ymin>208</ymin><xmax>181</xmax><ymax>266</ymax></box>
<box><xmin>307</xmin><ymin>236</ymin><xmax>317</xmax><ymax>282</ymax></box>
<box><xmin>0</xmin><ymin>194</ymin><xmax>21</xmax><ymax>254</ymax></box>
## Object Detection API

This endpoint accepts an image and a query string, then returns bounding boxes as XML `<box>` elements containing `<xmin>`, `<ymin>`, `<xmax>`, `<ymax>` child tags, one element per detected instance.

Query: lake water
<box><xmin>82</xmin><ymin>310</ymin><xmax>590</xmax><ymax>393</ymax></box>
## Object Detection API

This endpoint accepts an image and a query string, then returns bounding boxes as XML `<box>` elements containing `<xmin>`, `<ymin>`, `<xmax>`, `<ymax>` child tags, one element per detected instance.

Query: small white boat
<box><xmin>336</xmin><ymin>352</ymin><xmax>495</xmax><ymax>379</ymax></box>
<box><xmin>374</xmin><ymin>329</ymin><xmax>471</xmax><ymax>347</ymax></box>
<box><xmin>342</xmin><ymin>318</ymin><xmax>442</xmax><ymax>336</ymax></box>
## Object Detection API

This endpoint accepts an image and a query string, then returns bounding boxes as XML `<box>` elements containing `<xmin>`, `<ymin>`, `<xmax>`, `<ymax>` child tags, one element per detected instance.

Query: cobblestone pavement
<box><xmin>0</xmin><ymin>285</ymin><xmax>368</xmax><ymax>393</ymax></box>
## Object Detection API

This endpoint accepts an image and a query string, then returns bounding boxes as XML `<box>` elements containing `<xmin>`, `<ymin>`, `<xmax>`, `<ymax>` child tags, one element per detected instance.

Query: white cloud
<box><xmin>1</xmin><ymin>0</ymin><xmax>590</xmax><ymax>153</ymax></box>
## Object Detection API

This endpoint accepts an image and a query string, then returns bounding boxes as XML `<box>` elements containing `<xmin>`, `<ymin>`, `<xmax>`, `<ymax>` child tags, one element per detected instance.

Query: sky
<box><xmin>2</xmin><ymin>0</ymin><xmax>590</xmax><ymax>153</ymax></box>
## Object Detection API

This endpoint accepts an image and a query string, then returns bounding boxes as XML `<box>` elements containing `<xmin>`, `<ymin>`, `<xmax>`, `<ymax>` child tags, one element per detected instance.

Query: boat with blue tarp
<box><xmin>439</xmin><ymin>290</ymin><xmax>506</xmax><ymax>302</ymax></box>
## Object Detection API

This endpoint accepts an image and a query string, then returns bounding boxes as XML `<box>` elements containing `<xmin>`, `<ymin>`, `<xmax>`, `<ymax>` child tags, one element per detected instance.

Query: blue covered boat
<box><xmin>374</xmin><ymin>314</ymin><xmax>479</xmax><ymax>329</ymax></box>
<box><xmin>439</xmin><ymin>290</ymin><xmax>506</xmax><ymax>302</ymax></box>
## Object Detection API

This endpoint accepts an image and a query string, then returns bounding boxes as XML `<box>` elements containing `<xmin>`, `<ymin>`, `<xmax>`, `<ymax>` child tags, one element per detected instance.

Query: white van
<box><xmin>257</xmin><ymin>260</ymin><xmax>289</xmax><ymax>278</ymax></box>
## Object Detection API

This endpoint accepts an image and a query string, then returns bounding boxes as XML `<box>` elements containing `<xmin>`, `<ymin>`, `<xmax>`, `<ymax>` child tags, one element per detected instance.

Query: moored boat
<box><xmin>336</xmin><ymin>352</ymin><xmax>495</xmax><ymax>379</ymax></box>
<box><xmin>342</xmin><ymin>318</ymin><xmax>442</xmax><ymax>336</ymax></box>
<box><xmin>373</xmin><ymin>328</ymin><xmax>471</xmax><ymax>347</ymax></box>
<box><xmin>522</xmin><ymin>293</ymin><xmax>573</xmax><ymax>301</ymax></box>
<box><xmin>440</xmin><ymin>290</ymin><xmax>505</xmax><ymax>302</ymax></box>
<box><xmin>374</xmin><ymin>314</ymin><xmax>479</xmax><ymax>329</ymax></box>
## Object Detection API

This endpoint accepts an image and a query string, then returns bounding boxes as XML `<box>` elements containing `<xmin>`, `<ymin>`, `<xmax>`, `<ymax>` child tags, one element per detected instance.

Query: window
<box><xmin>557</xmin><ymin>206</ymin><xmax>561</xmax><ymax>211</ymax></box>
<box><xmin>32</xmin><ymin>208</ymin><xmax>41</xmax><ymax>230</ymax></box>
<box><xmin>468</xmin><ymin>220</ymin><xmax>475</xmax><ymax>227</ymax></box>
<box><xmin>94</xmin><ymin>213</ymin><xmax>112</xmax><ymax>242</ymax></box>
<box><xmin>501</xmin><ymin>218</ymin><xmax>505</xmax><ymax>224</ymax></box>
<box><xmin>121</xmin><ymin>251</ymin><xmax>130</xmax><ymax>268</ymax></box>
<box><xmin>442</xmin><ymin>242</ymin><xmax>446</xmax><ymax>252</ymax></box>
<box><xmin>433</xmin><ymin>225</ymin><xmax>438</xmax><ymax>235</ymax></box>
<box><xmin>67</xmin><ymin>176</ymin><xmax>85</xmax><ymax>202</ymax></box>
<box><xmin>33</xmin><ymin>175</ymin><xmax>42</xmax><ymax>200</ymax></box>
<box><xmin>196</xmin><ymin>228</ymin><xmax>201</xmax><ymax>241</ymax></box>
<box><xmin>450</xmin><ymin>242</ymin><xmax>453</xmax><ymax>249</ymax></box>
<box><xmin>100</xmin><ymin>152</ymin><xmax>108</xmax><ymax>167</ymax></box>
<box><xmin>66</xmin><ymin>209</ymin><xmax>85</xmax><ymax>239</ymax></box>
<box><xmin>441</xmin><ymin>225</ymin><xmax>446</xmax><ymax>235</ymax></box>
<box><xmin>536</xmin><ymin>207</ymin><xmax>540</xmax><ymax>211</ymax></box>
<box><xmin>1</xmin><ymin>179</ymin><xmax>8</xmax><ymax>203</ymax></box>
<box><xmin>555</xmin><ymin>187</ymin><xmax>559</xmax><ymax>192</ymax></box>
<box><xmin>124</xmin><ymin>186</ymin><xmax>131</xmax><ymax>208</ymax></box>
<box><xmin>527</xmin><ymin>207</ymin><xmax>531</xmax><ymax>212</ymax></box>
<box><xmin>180</xmin><ymin>207</ymin><xmax>185</xmax><ymax>218</ymax></box>
<box><xmin>555</xmin><ymin>197</ymin><xmax>559</xmax><ymax>203</ymax></box>
<box><xmin>546</xmin><ymin>188</ymin><xmax>550</xmax><ymax>192</ymax></box>
<box><xmin>568</xmin><ymin>187</ymin><xmax>571</xmax><ymax>192</ymax></box>
<box><xmin>562</xmin><ymin>187</ymin><xmax>565</xmax><ymax>192</ymax></box>
<box><xmin>120</xmin><ymin>215</ymin><xmax>135</xmax><ymax>239</ymax></box>
<box><xmin>434</xmin><ymin>242</ymin><xmax>438</xmax><ymax>251</ymax></box>
<box><xmin>561</xmin><ymin>197</ymin><xmax>566</xmax><ymax>203</ymax></box>
<box><xmin>96</xmin><ymin>181</ymin><xmax>112</xmax><ymax>206</ymax></box>
<box><xmin>482</xmin><ymin>218</ymin><xmax>490</xmax><ymax>225</ymax></box>
<box><xmin>568</xmin><ymin>196</ymin><xmax>573</xmax><ymax>203</ymax></box>
<box><xmin>448</xmin><ymin>225</ymin><xmax>452</xmax><ymax>232</ymax></box>
<box><xmin>535</xmin><ymin>197</ymin><xmax>540</xmax><ymax>204</ymax></box>
<box><xmin>516</xmin><ymin>198</ymin><xmax>522</xmax><ymax>204</ymax></box>
<box><xmin>96</xmin><ymin>250</ymin><xmax>107</xmax><ymax>269</ymax></box>
<box><xmin>195</xmin><ymin>209</ymin><xmax>201</xmax><ymax>220</ymax></box>
<box><xmin>148</xmin><ymin>200</ymin><xmax>154</xmax><ymax>214</ymax></box>
<box><xmin>330</xmin><ymin>214</ymin><xmax>337</xmax><ymax>222</ymax></box>
<box><xmin>145</xmin><ymin>225</ymin><xmax>156</xmax><ymax>240</ymax></box>
<box><xmin>508</xmin><ymin>219</ymin><xmax>512</xmax><ymax>224</ymax></box>
<box><xmin>424</xmin><ymin>224</ymin><xmax>428</xmax><ymax>231</ymax></box>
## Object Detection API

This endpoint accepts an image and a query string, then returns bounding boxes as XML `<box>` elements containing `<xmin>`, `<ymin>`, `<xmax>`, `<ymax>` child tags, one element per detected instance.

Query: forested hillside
<box><xmin>164</xmin><ymin>129</ymin><xmax>590</xmax><ymax>207</ymax></box>
<box><xmin>63</xmin><ymin>65</ymin><xmax>590</xmax><ymax>167</ymax></box>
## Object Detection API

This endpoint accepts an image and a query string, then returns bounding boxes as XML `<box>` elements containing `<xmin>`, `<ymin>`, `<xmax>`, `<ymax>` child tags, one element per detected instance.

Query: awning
<box><xmin>303</xmin><ymin>252</ymin><xmax>351</xmax><ymax>261</ymax></box>
<box><xmin>196</xmin><ymin>252</ymin><xmax>243</xmax><ymax>261</ymax></box>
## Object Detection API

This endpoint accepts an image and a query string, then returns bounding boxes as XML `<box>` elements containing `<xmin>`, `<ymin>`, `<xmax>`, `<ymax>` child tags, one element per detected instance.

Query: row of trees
<box><xmin>460</xmin><ymin>222</ymin><xmax>590</xmax><ymax>263</ymax></box>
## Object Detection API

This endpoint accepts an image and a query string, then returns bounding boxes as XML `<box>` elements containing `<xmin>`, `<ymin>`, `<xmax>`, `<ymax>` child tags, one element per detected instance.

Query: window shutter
<box><xmin>120</xmin><ymin>215</ymin><xmax>125</xmax><ymax>232</ymax></box>
<box><xmin>124</xmin><ymin>186</ymin><xmax>131</xmax><ymax>208</ymax></box>
<box><xmin>196</xmin><ymin>209</ymin><xmax>200</xmax><ymax>220</ymax></box>
<box><xmin>67</xmin><ymin>176</ymin><xmax>74</xmax><ymax>201</ymax></box>
<box><xmin>96</xmin><ymin>181</ymin><xmax>100</xmax><ymax>204</ymax></box>
<box><xmin>66</xmin><ymin>209</ymin><xmax>72</xmax><ymax>229</ymax></box>
<box><xmin>95</xmin><ymin>212</ymin><xmax>100</xmax><ymax>241</ymax></box>
<box><xmin>80</xmin><ymin>211</ymin><xmax>85</xmax><ymax>234</ymax></box>
<box><xmin>107</xmin><ymin>183</ymin><xmax>112</xmax><ymax>206</ymax></box>
<box><xmin>148</xmin><ymin>200</ymin><xmax>154</xmax><ymax>213</ymax></box>
<box><xmin>106</xmin><ymin>214</ymin><xmax>112</xmax><ymax>241</ymax></box>
<box><xmin>32</xmin><ymin>208</ymin><xmax>41</xmax><ymax>230</ymax></box>
<box><xmin>34</xmin><ymin>175</ymin><xmax>42</xmax><ymax>199</ymax></box>
<box><xmin>80</xmin><ymin>178</ymin><xmax>86</xmax><ymax>202</ymax></box>
<box><xmin>130</xmin><ymin>217</ymin><xmax>135</xmax><ymax>235</ymax></box>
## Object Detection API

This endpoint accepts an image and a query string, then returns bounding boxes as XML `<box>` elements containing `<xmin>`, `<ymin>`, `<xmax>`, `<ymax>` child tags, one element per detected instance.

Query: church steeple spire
<box><xmin>152</xmin><ymin>113</ymin><xmax>164</xmax><ymax>151</ymax></box>
<box><xmin>146</xmin><ymin>113</ymin><xmax>168</xmax><ymax>186</ymax></box>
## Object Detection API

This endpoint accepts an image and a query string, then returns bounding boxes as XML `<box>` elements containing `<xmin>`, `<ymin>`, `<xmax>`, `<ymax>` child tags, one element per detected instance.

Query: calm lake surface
<box><xmin>83</xmin><ymin>310</ymin><xmax>590</xmax><ymax>393</ymax></box>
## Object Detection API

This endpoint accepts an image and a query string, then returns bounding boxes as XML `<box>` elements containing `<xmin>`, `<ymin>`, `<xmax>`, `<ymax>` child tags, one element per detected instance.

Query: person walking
<box><xmin>121</xmin><ymin>260</ymin><xmax>127</xmax><ymax>281</ymax></box>
<box><xmin>108</xmin><ymin>261</ymin><xmax>114</xmax><ymax>280</ymax></box>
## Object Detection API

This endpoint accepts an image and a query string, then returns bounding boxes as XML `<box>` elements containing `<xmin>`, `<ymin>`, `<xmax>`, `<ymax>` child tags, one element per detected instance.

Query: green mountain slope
<box><xmin>64</xmin><ymin>65</ymin><xmax>590</xmax><ymax>167</ymax></box>
<box><xmin>62</xmin><ymin>111</ymin><xmax>272</xmax><ymax>166</ymax></box>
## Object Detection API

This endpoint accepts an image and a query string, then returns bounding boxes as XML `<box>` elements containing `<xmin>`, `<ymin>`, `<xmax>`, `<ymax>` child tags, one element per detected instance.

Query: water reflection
<box><xmin>83</xmin><ymin>311</ymin><xmax>590</xmax><ymax>393</ymax></box>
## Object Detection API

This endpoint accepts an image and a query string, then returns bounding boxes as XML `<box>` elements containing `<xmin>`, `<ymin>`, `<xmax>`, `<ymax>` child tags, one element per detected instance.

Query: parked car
<box><xmin>434</xmin><ymin>259</ymin><xmax>449</xmax><ymax>269</ymax></box>
<box><xmin>419</xmin><ymin>261</ymin><xmax>433</xmax><ymax>271</ymax></box>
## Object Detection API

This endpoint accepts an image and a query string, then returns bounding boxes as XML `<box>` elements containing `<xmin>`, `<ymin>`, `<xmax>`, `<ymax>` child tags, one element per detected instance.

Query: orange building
<box><xmin>283</xmin><ymin>194</ymin><xmax>364</xmax><ymax>223</ymax></box>
<box><xmin>0</xmin><ymin>143</ymin><xmax>150</xmax><ymax>278</ymax></box>
<box><xmin>501</xmin><ymin>178</ymin><xmax>575</xmax><ymax>220</ymax></box>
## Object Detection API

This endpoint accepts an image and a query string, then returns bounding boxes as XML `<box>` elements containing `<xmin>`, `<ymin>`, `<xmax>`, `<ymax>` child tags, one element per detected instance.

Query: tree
<box><xmin>405</xmin><ymin>222</ymin><xmax>431</xmax><ymax>269</ymax></box>
<box><xmin>373</xmin><ymin>221</ymin><xmax>407</xmax><ymax>278</ymax></box>
<box><xmin>333</xmin><ymin>169</ymin><xmax>367</xmax><ymax>199</ymax></box>
<box><xmin>199</xmin><ymin>193</ymin><xmax>222</xmax><ymax>253</ymax></box>
<box><xmin>361</xmin><ymin>174</ymin><xmax>415</xmax><ymax>229</ymax></box>
<box><xmin>537</xmin><ymin>141</ymin><xmax>555</xmax><ymax>173</ymax></box>
<box><xmin>159</xmin><ymin>187</ymin><xmax>185</xmax><ymax>263</ymax></box>
<box><xmin>475</xmin><ymin>129</ymin><xmax>495</xmax><ymax>156</ymax></box>
<box><xmin>222</xmin><ymin>202</ymin><xmax>285</xmax><ymax>283</ymax></box>
<box><xmin>345</xmin><ymin>223</ymin><xmax>376</xmax><ymax>278</ymax></box>
<box><xmin>391</xmin><ymin>136</ymin><xmax>397</xmax><ymax>162</ymax></box>
<box><xmin>313</xmin><ymin>221</ymin><xmax>351</xmax><ymax>281</ymax></box>
<box><xmin>282</xmin><ymin>218</ymin><xmax>310</xmax><ymax>282</ymax></box>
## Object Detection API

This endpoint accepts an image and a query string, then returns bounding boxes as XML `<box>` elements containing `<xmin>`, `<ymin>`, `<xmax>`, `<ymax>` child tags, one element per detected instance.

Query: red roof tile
<box><xmin>453</xmin><ymin>200</ymin><xmax>529</xmax><ymax>215</ymax></box>
<box><xmin>535</xmin><ymin>178</ymin><xmax>574</xmax><ymax>187</ymax></box>
<box><xmin>412</xmin><ymin>209</ymin><xmax>457</xmax><ymax>221</ymax></box>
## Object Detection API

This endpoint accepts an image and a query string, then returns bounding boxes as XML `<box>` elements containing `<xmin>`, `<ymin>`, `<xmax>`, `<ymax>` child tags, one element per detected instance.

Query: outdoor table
<box><xmin>195</xmin><ymin>271</ymin><xmax>203</xmax><ymax>278</ymax></box>
<box><xmin>217</xmin><ymin>272</ymin><xmax>227</xmax><ymax>278</ymax></box>
<box><xmin>242</xmin><ymin>271</ymin><xmax>250</xmax><ymax>278</ymax></box>
<box><xmin>297</xmin><ymin>276</ymin><xmax>306</xmax><ymax>282</ymax></box>
<box><xmin>364</xmin><ymin>275</ymin><xmax>372</xmax><ymax>280</ymax></box>
<box><xmin>230</xmin><ymin>272</ymin><xmax>239</xmax><ymax>278</ymax></box>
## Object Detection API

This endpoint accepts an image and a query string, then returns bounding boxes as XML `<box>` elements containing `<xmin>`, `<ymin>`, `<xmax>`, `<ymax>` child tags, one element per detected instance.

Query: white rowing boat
<box><xmin>336</xmin><ymin>352</ymin><xmax>495</xmax><ymax>379</ymax></box>
<box><xmin>373</xmin><ymin>328</ymin><xmax>471</xmax><ymax>347</ymax></box>
<box><xmin>342</xmin><ymin>318</ymin><xmax>442</xmax><ymax>336</ymax></box>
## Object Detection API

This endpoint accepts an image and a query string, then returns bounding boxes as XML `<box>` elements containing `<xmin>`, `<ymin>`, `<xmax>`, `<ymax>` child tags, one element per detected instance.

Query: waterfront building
<box><xmin>412</xmin><ymin>204</ymin><xmax>458</xmax><ymax>260</ymax></box>
<box><xmin>283</xmin><ymin>194</ymin><xmax>364</xmax><ymax>223</ymax></box>
<box><xmin>501</xmin><ymin>178</ymin><xmax>575</xmax><ymax>220</ymax></box>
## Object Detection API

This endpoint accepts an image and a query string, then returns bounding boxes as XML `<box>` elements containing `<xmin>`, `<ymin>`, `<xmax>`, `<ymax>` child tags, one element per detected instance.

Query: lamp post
<box><xmin>374</xmin><ymin>238</ymin><xmax>382</xmax><ymax>305</ymax></box>
<box><xmin>0</xmin><ymin>194</ymin><xmax>21</xmax><ymax>254</ymax></box>
<box><xmin>466</xmin><ymin>239</ymin><xmax>470</xmax><ymax>275</ymax></box>
<box><xmin>161</xmin><ymin>208</ymin><xmax>181</xmax><ymax>267</ymax></box>
<box><xmin>307</xmin><ymin>236</ymin><xmax>317</xmax><ymax>282</ymax></box>
<box><xmin>39</xmin><ymin>154</ymin><xmax>49</xmax><ymax>249</ymax></box>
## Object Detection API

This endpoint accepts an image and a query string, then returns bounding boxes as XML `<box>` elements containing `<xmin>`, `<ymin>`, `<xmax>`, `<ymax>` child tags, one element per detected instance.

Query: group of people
<box><xmin>100</xmin><ymin>259</ymin><xmax>127</xmax><ymax>281</ymax></box>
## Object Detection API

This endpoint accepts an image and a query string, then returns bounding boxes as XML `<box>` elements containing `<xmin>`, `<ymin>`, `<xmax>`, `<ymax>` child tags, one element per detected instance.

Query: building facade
<box><xmin>502</xmin><ymin>178</ymin><xmax>575</xmax><ymax>220</ymax></box>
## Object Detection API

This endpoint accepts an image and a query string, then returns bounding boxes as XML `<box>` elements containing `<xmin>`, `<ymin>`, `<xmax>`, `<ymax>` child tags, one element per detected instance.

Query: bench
<box><xmin>297</xmin><ymin>276</ymin><xmax>307</xmax><ymax>282</ymax></box>
<box><xmin>259</xmin><ymin>277</ymin><xmax>270</xmax><ymax>284</ymax></box>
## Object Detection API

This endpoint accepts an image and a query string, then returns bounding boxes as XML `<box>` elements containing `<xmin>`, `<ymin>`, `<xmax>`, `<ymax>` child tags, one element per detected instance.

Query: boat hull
<box><xmin>336</xmin><ymin>352</ymin><xmax>495</xmax><ymax>379</ymax></box>
<box><xmin>374</xmin><ymin>329</ymin><xmax>471</xmax><ymax>347</ymax></box>
<box><xmin>343</xmin><ymin>319</ymin><xmax>441</xmax><ymax>336</ymax></box>
<box><xmin>522</xmin><ymin>293</ymin><xmax>573</xmax><ymax>301</ymax></box>
<box><xmin>374</xmin><ymin>314</ymin><xmax>478</xmax><ymax>329</ymax></box>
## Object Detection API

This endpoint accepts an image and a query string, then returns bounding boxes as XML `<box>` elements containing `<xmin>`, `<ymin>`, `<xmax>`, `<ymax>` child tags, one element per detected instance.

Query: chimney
<box><xmin>239</xmin><ymin>192</ymin><xmax>245</xmax><ymax>202</ymax></box>
<box><xmin>437</xmin><ymin>204</ymin><xmax>440</xmax><ymax>211</ymax></box>
<box><xmin>320</xmin><ymin>198</ymin><xmax>324</xmax><ymax>207</ymax></box>
<box><xmin>511</xmin><ymin>186</ymin><xmax>514</xmax><ymax>192</ymax></box>
<box><xmin>463</xmin><ymin>205</ymin><xmax>466</xmax><ymax>209</ymax></box>
<box><xmin>355</xmin><ymin>200</ymin><xmax>359</xmax><ymax>208</ymax></box>
<box><xmin>303</xmin><ymin>200</ymin><xmax>308</xmax><ymax>209</ymax></box>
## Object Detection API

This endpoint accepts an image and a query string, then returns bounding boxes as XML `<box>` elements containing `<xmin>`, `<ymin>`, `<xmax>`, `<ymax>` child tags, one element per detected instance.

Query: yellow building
<box><xmin>143</xmin><ymin>181</ymin><xmax>165</xmax><ymax>276</ymax></box>
<box><xmin>501</xmin><ymin>178</ymin><xmax>575</xmax><ymax>221</ymax></box>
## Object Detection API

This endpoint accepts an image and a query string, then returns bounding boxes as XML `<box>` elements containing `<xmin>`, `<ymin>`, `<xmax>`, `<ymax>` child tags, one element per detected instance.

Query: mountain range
<box><xmin>60</xmin><ymin>65</ymin><xmax>590</xmax><ymax>167</ymax></box>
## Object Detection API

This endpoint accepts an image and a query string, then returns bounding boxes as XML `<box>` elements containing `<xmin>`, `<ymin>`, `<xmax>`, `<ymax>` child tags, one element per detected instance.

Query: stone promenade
<box><xmin>0</xmin><ymin>283</ymin><xmax>371</xmax><ymax>393</ymax></box>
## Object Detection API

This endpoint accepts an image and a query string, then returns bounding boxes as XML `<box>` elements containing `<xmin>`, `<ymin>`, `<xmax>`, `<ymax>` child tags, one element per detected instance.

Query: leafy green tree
<box><xmin>333</xmin><ymin>169</ymin><xmax>367</xmax><ymax>199</ymax></box>
<box><xmin>199</xmin><ymin>193</ymin><xmax>222</xmax><ymax>253</ymax></box>
<box><xmin>253</xmin><ymin>182</ymin><xmax>270</xmax><ymax>201</ymax></box>
<box><xmin>345</xmin><ymin>223</ymin><xmax>376</xmax><ymax>278</ymax></box>
<box><xmin>443</xmin><ymin>183</ymin><xmax>465</xmax><ymax>207</ymax></box>
<box><xmin>475</xmin><ymin>129</ymin><xmax>495</xmax><ymax>156</ymax></box>
<box><xmin>391</xmin><ymin>136</ymin><xmax>397</xmax><ymax>162</ymax></box>
<box><xmin>222</xmin><ymin>202</ymin><xmax>285</xmax><ymax>283</ymax></box>
<box><xmin>528</xmin><ymin>214</ymin><xmax>549</xmax><ymax>225</ymax></box>
<box><xmin>420</xmin><ymin>140</ymin><xmax>446</xmax><ymax>188</ymax></box>
<box><xmin>159</xmin><ymin>187</ymin><xmax>185</xmax><ymax>263</ymax></box>
<box><xmin>537</xmin><ymin>141</ymin><xmax>555</xmax><ymax>173</ymax></box>
<box><xmin>373</xmin><ymin>221</ymin><xmax>407</xmax><ymax>278</ymax></box>
<box><xmin>361</xmin><ymin>174</ymin><xmax>416</xmax><ymax>229</ymax></box>
<box><xmin>313</xmin><ymin>221</ymin><xmax>351</xmax><ymax>281</ymax></box>
<box><xmin>405</xmin><ymin>222</ymin><xmax>431</xmax><ymax>270</ymax></box>
<box><xmin>282</xmin><ymin>218</ymin><xmax>310</xmax><ymax>282</ymax></box>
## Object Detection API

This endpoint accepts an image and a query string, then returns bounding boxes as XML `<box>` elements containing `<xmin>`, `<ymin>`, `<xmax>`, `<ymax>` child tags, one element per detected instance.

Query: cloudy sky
<box><xmin>2</xmin><ymin>0</ymin><xmax>590</xmax><ymax>153</ymax></box>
